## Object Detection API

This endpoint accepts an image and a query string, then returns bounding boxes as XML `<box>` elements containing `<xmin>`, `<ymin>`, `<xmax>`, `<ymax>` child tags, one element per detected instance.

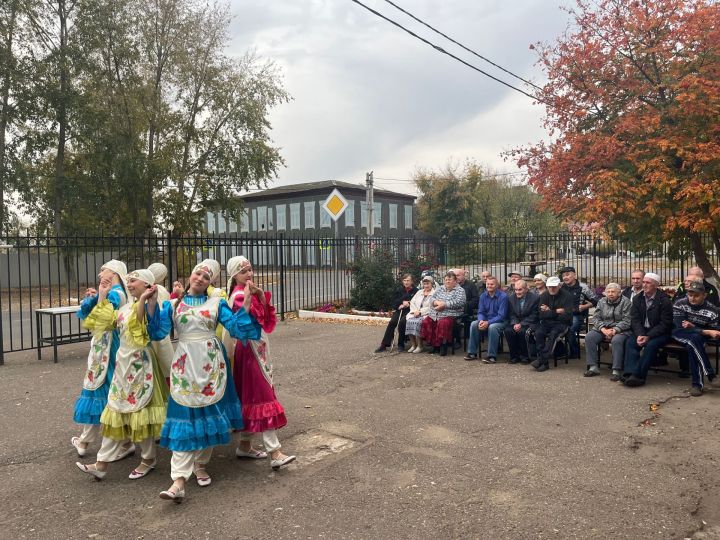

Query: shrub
<box><xmin>398</xmin><ymin>250</ymin><xmax>439</xmax><ymax>285</ymax></box>
<box><xmin>349</xmin><ymin>247</ymin><xmax>396</xmax><ymax>311</ymax></box>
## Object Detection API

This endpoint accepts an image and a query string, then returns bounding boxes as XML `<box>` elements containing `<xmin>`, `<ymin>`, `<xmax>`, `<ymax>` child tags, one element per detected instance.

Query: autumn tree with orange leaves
<box><xmin>513</xmin><ymin>0</ymin><xmax>720</xmax><ymax>277</ymax></box>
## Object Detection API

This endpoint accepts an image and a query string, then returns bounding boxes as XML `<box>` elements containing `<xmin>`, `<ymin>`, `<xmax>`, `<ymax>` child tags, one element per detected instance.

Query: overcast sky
<box><xmin>227</xmin><ymin>1</ymin><xmax>573</xmax><ymax>195</ymax></box>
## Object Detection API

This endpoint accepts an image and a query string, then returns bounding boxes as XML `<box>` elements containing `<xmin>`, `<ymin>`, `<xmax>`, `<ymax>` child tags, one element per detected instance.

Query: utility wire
<box><xmin>348</xmin><ymin>0</ymin><xmax>544</xmax><ymax>104</ymax></box>
<box><xmin>382</xmin><ymin>0</ymin><xmax>541</xmax><ymax>91</ymax></box>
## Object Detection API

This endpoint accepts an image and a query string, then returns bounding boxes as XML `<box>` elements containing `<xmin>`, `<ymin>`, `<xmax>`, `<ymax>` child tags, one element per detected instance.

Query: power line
<box><xmin>348</xmin><ymin>0</ymin><xmax>544</xmax><ymax>104</ymax></box>
<box><xmin>382</xmin><ymin>0</ymin><xmax>541</xmax><ymax>91</ymax></box>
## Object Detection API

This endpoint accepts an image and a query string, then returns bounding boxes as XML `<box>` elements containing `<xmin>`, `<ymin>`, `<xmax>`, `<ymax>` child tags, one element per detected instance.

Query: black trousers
<box><xmin>381</xmin><ymin>308</ymin><xmax>410</xmax><ymax>347</ymax></box>
<box><xmin>504</xmin><ymin>324</ymin><xmax>535</xmax><ymax>360</ymax></box>
<box><xmin>533</xmin><ymin>321</ymin><xmax>569</xmax><ymax>366</ymax></box>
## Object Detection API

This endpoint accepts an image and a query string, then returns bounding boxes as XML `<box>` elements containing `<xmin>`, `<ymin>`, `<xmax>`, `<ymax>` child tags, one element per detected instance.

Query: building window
<box><xmin>345</xmin><ymin>201</ymin><xmax>355</xmax><ymax>228</ymax></box>
<box><xmin>304</xmin><ymin>202</ymin><xmax>315</xmax><ymax>229</ymax></box>
<box><xmin>228</xmin><ymin>210</ymin><xmax>238</xmax><ymax>233</ymax></box>
<box><xmin>251</xmin><ymin>208</ymin><xmax>258</xmax><ymax>231</ymax></box>
<box><xmin>206</xmin><ymin>211</ymin><xmax>216</xmax><ymax>233</ymax></box>
<box><xmin>373</xmin><ymin>202</ymin><xmax>382</xmax><ymax>228</ymax></box>
<box><xmin>360</xmin><ymin>202</ymin><xmax>367</xmax><ymax>228</ymax></box>
<box><xmin>404</xmin><ymin>205</ymin><xmax>413</xmax><ymax>229</ymax></box>
<box><xmin>276</xmin><ymin>205</ymin><xmax>286</xmax><ymax>231</ymax></box>
<box><xmin>389</xmin><ymin>204</ymin><xmax>397</xmax><ymax>229</ymax></box>
<box><xmin>217</xmin><ymin>212</ymin><xmax>227</xmax><ymax>234</ymax></box>
<box><xmin>240</xmin><ymin>210</ymin><xmax>249</xmax><ymax>233</ymax></box>
<box><xmin>320</xmin><ymin>206</ymin><xmax>331</xmax><ymax>228</ymax></box>
<box><xmin>257</xmin><ymin>205</ymin><xmax>268</xmax><ymax>231</ymax></box>
<box><xmin>290</xmin><ymin>203</ymin><xmax>300</xmax><ymax>230</ymax></box>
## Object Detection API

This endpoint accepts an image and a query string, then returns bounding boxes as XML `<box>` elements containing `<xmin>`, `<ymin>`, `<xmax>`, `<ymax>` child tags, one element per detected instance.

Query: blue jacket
<box><xmin>477</xmin><ymin>289</ymin><xmax>509</xmax><ymax>325</ymax></box>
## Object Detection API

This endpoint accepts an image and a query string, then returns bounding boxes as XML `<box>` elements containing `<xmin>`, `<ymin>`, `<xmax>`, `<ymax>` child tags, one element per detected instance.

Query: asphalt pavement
<box><xmin>1</xmin><ymin>320</ymin><xmax>719</xmax><ymax>539</ymax></box>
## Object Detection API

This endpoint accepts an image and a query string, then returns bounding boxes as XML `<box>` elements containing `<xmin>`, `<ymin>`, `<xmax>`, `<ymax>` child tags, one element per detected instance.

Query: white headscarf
<box><xmin>193</xmin><ymin>259</ymin><xmax>220</xmax><ymax>283</ymax></box>
<box><xmin>147</xmin><ymin>262</ymin><xmax>168</xmax><ymax>284</ymax></box>
<box><xmin>127</xmin><ymin>268</ymin><xmax>155</xmax><ymax>286</ymax></box>
<box><xmin>100</xmin><ymin>259</ymin><xmax>128</xmax><ymax>288</ymax></box>
<box><xmin>226</xmin><ymin>255</ymin><xmax>251</xmax><ymax>291</ymax></box>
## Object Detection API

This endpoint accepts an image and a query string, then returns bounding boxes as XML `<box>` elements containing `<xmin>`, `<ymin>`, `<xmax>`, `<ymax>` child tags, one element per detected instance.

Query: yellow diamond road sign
<box><xmin>322</xmin><ymin>189</ymin><xmax>349</xmax><ymax>221</ymax></box>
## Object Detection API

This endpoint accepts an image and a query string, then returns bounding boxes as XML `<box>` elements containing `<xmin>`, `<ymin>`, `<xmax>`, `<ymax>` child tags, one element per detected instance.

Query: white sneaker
<box><xmin>407</xmin><ymin>346</ymin><xmax>417</xmax><ymax>353</ymax></box>
<box><xmin>412</xmin><ymin>347</ymin><xmax>423</xmax><ymax>354</ymax></box>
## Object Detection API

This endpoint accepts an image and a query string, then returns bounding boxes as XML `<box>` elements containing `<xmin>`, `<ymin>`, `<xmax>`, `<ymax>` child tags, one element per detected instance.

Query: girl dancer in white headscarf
<box><xmin>71</xmin><ymin>260</ymin><xmax>134</xmax><ymax>460</ymax></box>
<box><xmin>75</xmin><ymin>269</ymin><xmax>169</xmax><ymax>480</ymax></box>
<box><xmin>148</xmin><ymin>259</ymin><xmax>258</xmax><ymax>503</ymax></box>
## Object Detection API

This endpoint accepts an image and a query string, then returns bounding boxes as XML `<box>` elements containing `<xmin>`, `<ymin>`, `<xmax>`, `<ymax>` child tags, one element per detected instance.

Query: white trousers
<box><xmin>97</xmin><ymin>437</ymin><xmax>155</xmax><ymax>463</ymax></box>
<box><xmin>78</xmin><ymin>424</ymin><xmax>101</xmax><ymax>444</ymax></box>
<box><xmin>238</xmin><ymin>429</ymin><xmax>281</xmax><ymax>453</ymax></box>
<box><xmin>171</xmin><ymin>447</ymin><xmax>213</xmax><ymax>481</ymax></box>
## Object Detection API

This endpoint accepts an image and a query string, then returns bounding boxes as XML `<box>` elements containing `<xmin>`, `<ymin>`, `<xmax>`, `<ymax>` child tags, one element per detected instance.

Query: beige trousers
<box><xmin>170</xmin><ymin>447</ymin><xmax>213</xmax><ymax>481</ymax></box>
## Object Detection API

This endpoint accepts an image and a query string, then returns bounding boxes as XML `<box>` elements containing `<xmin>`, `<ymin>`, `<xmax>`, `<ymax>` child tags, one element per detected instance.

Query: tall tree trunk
<box><xmin>0</xmin><ymin>0</ymin><xmax>18</xmax><ymax>236</ymax></box>
<box><xmin>689</xmin><ymin>231</ymin><xmax>717</xmax><ymax>279</ymax></box>
<box><xmin>53</xmin><ymin>0</ymin><xmax>69</xmax><ymax>236</ymax></box>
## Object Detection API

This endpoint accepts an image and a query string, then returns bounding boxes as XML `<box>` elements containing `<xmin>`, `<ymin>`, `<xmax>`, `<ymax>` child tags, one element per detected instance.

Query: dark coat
<box><xmin>630</xmin><ymin>289</ymin><xmax>673</xmax><ymax>339</ymax></box>
<box><xmin>460</xmin><ymin>280</ymin><xmax>479</xmax><ymax>317</ymax></box>
<box><xmin>507</xmin><ymin>292</ymin><xmax>539</xmax><ymax>328</ymax></box>
<box><xmin>391</xmin><ymin>286</ymin><xmax>418</xmax><ymax>311</ymax></box>
<box><xmin>537</xmin><ymin>288</ymin><xmax>574</xmax><ymax>325</ymax></box>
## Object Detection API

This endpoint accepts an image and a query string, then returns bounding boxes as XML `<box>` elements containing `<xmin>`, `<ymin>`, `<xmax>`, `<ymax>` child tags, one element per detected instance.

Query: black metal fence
<box><xmin>1</xmin><ymin>232</ymin><xmax>714</xmax><ymax>363</ymax></box>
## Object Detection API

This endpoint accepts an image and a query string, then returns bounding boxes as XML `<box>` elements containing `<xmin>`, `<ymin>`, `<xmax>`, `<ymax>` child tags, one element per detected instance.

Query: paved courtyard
<box><xmin>1</xmin><ymin>320</ymin><xmax>720</xmax><ymax>539</ymax></box>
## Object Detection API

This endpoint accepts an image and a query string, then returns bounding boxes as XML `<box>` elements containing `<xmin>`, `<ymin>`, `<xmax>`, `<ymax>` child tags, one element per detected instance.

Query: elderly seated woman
<box><xmin>375</xmin><ymin>273</ymin><xmax>418</xmax><ymax>352</ymax></box>
<box><xmin>583</xmin><ymin>282</ymin><xmax>632</xmax><ymax>380</ymax></box>
<box><xmin>420</xmin><ymin>271</ymin><xmax>466</xmax><ymax>356</ymax></box>
<box><xmin>533</xmin><ymin>273</ymin><xmax>547</xmax><ymax>296</ymax></box>
<box><xmin>405</xmin><ymin>274</ymin><xmax>437</xmax><ymax>353</ymax></box>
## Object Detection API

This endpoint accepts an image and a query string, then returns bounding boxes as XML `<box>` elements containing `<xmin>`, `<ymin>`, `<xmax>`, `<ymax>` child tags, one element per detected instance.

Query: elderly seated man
<box><xmin>671</xmin><ymin>280</ymin><xmax>720</xmax><ymax>397</ymax></box>
<box><xmin>583</xmin><ymin>283</ymin><xmax>631</xmax><ymax>380</ymax></box>
<box><xmin>622</xmin><ymin>269</ymin><xmax>645</xmax><ymax>302</ymax></box>
<box><xmin>420</xmin><ymin>271</ymin><xmax>466</xmax><ymax>356</ymax></box>
<box><xmin>559</xmin><ymin>266</ymin><xmax>599</xmax><ymax>359</ymax></box>
<box><xmin>623</xmin><ymin>272</ymin><xmax>673</xmax><ymax>387</ymax></box>
<box><xmin>454</xmin><ymin>268</ymin><xmax>479</xmax><ymax>350</ymax></box>
<box><xmin>674</xmin><ymin>266</ymin><xmax>719</xmax><ymax>305</ymax></box>
<box><xmin>463</xmin><ymin>276</ymin><xmax>508</xmax><ymax>363</ymax></box>
<box><xmin>503</xmin><ymin>279</ymin><xmax>539</xmax><ymax>364</ymax></box>
<box><xmin>531</xmin><ymin>276</ymin><xmax>574</xmax><ymax>372</ymax></box>
<box><xmin>505</xmin><ymin>270</ymin><xmax>523</xmax><ymax>294</ymax></box>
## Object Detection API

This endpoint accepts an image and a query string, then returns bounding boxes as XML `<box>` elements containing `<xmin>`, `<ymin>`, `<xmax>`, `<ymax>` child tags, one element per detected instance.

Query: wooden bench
<box><xmin>35</xmin><ymin>306</ymin><xmax>91</xmax><ymax>363</ymax></box>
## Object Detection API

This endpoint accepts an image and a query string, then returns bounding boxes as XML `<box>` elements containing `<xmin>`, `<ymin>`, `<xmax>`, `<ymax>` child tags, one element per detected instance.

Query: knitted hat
<box><xmin>147</xmin><ymin>263</ymin><xmax>168</xmax><ymax>283</ymax></box>
<box><xmin>533</xmin><ymin>273</ymin><xmax>547</xmax><ymax>282</ymax></box>
<box><xmin>127</xmin><ymin>268</ymin><xmax>155</xmax><ymax>286</ymax></box>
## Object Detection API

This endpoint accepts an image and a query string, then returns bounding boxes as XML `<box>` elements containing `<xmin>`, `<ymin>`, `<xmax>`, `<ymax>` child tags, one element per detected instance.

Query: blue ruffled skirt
<box><xmin>73</xmin><ymin>332</ymin><xmax>119</xmax><ymax>425</ymax></box>
<box><xmin>160</xmin><ymin>354</ymin><xmax>244</xmax><ymax>452</ymax></box>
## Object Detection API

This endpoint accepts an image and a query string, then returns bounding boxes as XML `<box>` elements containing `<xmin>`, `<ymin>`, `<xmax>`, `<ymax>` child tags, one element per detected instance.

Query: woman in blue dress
<box><xmin>148</xmin><ymin>259</ymin><xmax>259</xmax><ymax>503</ymax></box>
<box><xmin>71</xmin><ymin>260</ymin><xmax>134</xmax><ymax>461</ymax></box>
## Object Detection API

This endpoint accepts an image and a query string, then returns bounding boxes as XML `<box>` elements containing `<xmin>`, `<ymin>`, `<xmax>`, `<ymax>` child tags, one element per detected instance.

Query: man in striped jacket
<box><xmin>672</xmin><ymin>280</ymin><xmax>720</xmax><ymax>397</ymax></box>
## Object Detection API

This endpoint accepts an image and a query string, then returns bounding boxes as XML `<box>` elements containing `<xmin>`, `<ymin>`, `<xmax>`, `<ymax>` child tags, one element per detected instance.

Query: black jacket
<box><xmin>630</xmin><ymin>289</ymin><xmax>673</xmax><ymax>339</ymax></box>
<box><xmin>507</xmin><ymin>292</ymin><xmax>539</xmax><ymax>328</ymax></box>
<box><xmin>674</xmin><ymin>279</ymin><xmax>719</xmax><ymax>305</ymax></box>
<box><xmin>391</xmin><ymin>286</ymin><xmax>418</xmax><ymax>311</ymax></box>
<box><xmin>562</xmin><ymin>280</ymin><xmax>599</xmax><ymax>313</ymax></box>
<box><xmin>460</xmin><ymin>280</ymin><xmax>479</xmax><ymax>317</ymax></box>
<box><xmin>537</xmin><ymin>288</ymin><xmax>574</xmax><ymax>325</ymax></box>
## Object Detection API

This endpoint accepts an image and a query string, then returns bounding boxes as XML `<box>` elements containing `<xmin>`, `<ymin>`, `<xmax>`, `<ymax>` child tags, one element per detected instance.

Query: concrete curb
<box><xmin>298</xmin><ymin>309</ymin><xmax>391</xmax><ymax>323</ymax></box>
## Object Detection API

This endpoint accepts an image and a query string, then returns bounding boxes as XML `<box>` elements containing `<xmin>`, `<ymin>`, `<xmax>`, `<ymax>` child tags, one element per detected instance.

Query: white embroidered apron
<box><xmin>83</xmin><ymin>290</ymin><xmax>127</xmax><ymax>391</ymax></box>
<box><xmin>170</xmin><ymin>296</ymin><xmax>227</xmax><ymax>407</ymax></box>
<box><xmin>106</xmin><ymin>303</ymin><xmax>155</xmax><ymax>413</ymax></box>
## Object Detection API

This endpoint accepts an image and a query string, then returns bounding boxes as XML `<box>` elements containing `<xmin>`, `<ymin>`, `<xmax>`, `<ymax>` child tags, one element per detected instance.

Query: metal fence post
<box><xmin>592</xmin><ymin>237</ymin><xmax>598</xmax><ymax>288</ymax></box>
<box><xmin>503</xmin><ymin>234</ymin><xmax>508</xmax><ymax>280</ymax></box>
<box><xmin>279</xmin><ymin>233</ymin><xmax>286</xmax><ymax>320</ymax></box>
<box><xmin>167</xmin><ymin>228</ymin><xmax>174</xmax><ymax>284</ymax></box>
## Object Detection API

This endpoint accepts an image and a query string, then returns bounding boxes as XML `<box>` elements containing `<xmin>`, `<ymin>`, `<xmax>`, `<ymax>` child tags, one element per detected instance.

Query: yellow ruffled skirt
<box><xmin>100</xmin><ymin>354</ymin><xmax>169</xmax><ymax>442</ymax></box>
